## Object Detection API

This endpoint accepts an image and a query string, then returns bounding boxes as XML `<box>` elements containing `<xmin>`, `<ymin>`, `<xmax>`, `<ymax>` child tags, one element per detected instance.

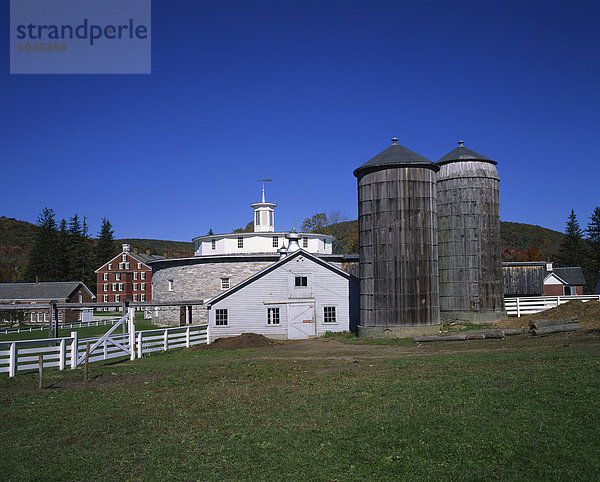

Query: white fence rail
<box><xmin>504</xmin><ymin>295</ymin><xmax>600</xmax><ymax>317</ymax></box>
<box><xmin>0</xmin><ymin>318</ymin><xmax>121</xmax><ymax>335</ymax></box>
<box><xmin>0</xmin><ymin>318</ymin><xmax>209</xmax><ymax>377</ymax></box>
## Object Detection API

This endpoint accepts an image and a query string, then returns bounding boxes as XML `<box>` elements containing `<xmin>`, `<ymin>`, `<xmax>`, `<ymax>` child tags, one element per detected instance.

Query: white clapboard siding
<box><xmin>209</xmin><ymin>255</ymin><xmax>350</xmax><ymax>339</ymax></box>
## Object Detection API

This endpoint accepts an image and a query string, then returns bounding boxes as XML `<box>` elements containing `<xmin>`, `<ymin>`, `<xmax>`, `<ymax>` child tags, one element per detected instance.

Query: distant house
<box><xmin>0</xmin><ymin>281</ymin><xmax>95</xmax><ymax>324</ymax></box>
<box><xmin>95</xmin><ymin>244</ymin><xmax>165</xmax><ymax>305</ymax></box>
<box><xmin>543</xmin><ymin>264</ymin><xmax>585</xmax><ymax>296</ymax></box>
<box><xmin>502</xmin><ymin>261</ymin><xmax>586</xmax><ymax>297</ymax></box>
<box><xmin>205</xmin><ymin>249</ymin><xmax>358</xmax><ymax>340</ymax></box>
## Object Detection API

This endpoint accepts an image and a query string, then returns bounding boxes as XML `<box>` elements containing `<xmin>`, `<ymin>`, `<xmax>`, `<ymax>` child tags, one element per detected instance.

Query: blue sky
<box><xmin>1</xmin><ymin>0</ymin><xmax>599</xmax><ymax>241</ymax></box>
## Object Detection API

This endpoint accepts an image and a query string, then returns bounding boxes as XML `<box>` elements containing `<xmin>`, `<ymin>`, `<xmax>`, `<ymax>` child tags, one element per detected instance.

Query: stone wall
<box><xmin>150</xmin><ymin>254</ymin><xmax>360</xmax><ymax>327</ymax></box>
<box><xmin>151</xmin><ymin>256</ymin><xmax>277</xmax><ymax>326</ymax></box>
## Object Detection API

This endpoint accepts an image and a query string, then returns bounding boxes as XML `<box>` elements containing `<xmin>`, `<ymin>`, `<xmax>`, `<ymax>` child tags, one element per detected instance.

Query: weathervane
<box><xmin>257</xmin><ymin>178</ymin><xmax>272</xmax><ymax>202</ymax></box>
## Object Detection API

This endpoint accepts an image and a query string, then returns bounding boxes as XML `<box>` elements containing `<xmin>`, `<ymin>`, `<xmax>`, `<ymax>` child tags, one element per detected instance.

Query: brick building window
<box><xmin>103</xmin><ymin>273</ymin><xmax>109</xmax><ymax>281</ymax></box>
<box><xmin>141</xmin><ymin>283</ymin><xmax>146</xmax><ymax>290</ymax></box>
<box><xmin>141</xmin><ymin>272</ymin><xmax>146</xmax><ymax>280</ymax></box>
<box><xmin>134</xmin><ymin>272</ymin><xmax>138</xmax><ymax>280</ymax></box>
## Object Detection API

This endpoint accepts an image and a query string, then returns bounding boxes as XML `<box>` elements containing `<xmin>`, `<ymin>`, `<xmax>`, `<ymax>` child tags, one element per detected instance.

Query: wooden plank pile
<box><xmin>529</xmin><ymin>316</ymin><xmax>581</xmax><ymax>336</ymax></box>
<box><xmin>414</xmin><ymin>317</ymin><xmax>582</xmax><ymax>342</ymax></box>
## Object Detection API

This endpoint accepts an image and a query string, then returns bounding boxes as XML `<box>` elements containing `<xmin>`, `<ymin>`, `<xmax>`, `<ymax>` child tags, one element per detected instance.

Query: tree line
<box><xmin>557</xmin><ymin>207</ymin><xmax>600</xmax><ymax>291</ymax></box>
<box><xmin>23</xmin><ymin>207</ymin><xmax>117</xmax><ymax>291</ymax></box>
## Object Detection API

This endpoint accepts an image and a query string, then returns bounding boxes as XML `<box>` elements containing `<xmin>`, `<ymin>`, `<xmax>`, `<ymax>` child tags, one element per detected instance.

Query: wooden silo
<box><xmin>354</xmin><ymin>138</ymin><xmax>441</xmax><ymax>337</ymax></box>
<box><xmin>437</xmin><ymin>142</ymin><xmax>505</xmax><ymax>321</ymax></box>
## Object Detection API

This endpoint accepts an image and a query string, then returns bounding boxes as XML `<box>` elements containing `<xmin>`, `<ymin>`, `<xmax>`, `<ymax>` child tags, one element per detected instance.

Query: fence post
<box><xmin>128</xmin><ymin>307</ymin><xmax>136</xmax><ymax>361</ymax></box>
<box><xmin>59</xmin><ymin>338</ymin><xmax>66</xmax><ymax>370</ymax></box>
<box><xmin>206</xmin><ymin>323</ymin><xmax>211</xmax><ymax>345</ymax></box>
<box><xmin>164</xmin><ymin>329</ymin><xmax>168</xmax><ymax>351</ymax></box>
<box><xmin>71</xmin><ymin>331</ymin><xmax>78</xmax><ymax>369</ymax></box>
<box><xmin>557</xmin><ymin>296</ymin><xmax>561</xmax><ymax>307</ymax></box>
<box><xmin>9</xmin><ymin>342</ymin><xmax>16</xmax><ymax>377</ymax></box>
<box><xmin>137</xmin><ymin>332</ymin><xmax>142</xmax><ymax>359</ymax></box>
<box><xmin>186</xmin><ymin>327</ymin><xmax>190</xmax><ymax>348</ymax></box>
<box><xmin>516</xmin><ymin>298</ymin><xmax>521</xmax><ymax>318</ymax></box>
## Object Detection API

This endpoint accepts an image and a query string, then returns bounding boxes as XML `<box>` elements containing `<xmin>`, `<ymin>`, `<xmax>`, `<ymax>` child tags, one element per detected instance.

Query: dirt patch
<box><xmin>197</xmin><ymin>333</ymin><xmax>282</xmax><ymax>350</ymax></box>
<box><xmin>496</xmin><ymin>300</ymin><xmax>600</xmax><ymax>330</ymax></box>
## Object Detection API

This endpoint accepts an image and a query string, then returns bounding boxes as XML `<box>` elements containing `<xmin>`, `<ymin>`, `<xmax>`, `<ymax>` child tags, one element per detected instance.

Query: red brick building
<box><xmin>0</xmin><ymin>281</ymin><xmax>95</xmax><ymax>324</ymax></box>
<box><xmin>95</xmin><ymin>244</ymin><xmax>165</xmax><ymax>304</ymax></box>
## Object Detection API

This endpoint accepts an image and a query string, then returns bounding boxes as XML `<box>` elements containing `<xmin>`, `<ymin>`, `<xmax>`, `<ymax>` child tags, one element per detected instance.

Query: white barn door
<box><xmin>287</xmin><ymin>304</ymin><xmax>315</xmax><ymax>339</ymax></box>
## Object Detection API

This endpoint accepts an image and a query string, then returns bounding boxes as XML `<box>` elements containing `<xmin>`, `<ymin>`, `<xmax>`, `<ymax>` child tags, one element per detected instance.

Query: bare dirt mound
<box><xmin>199</xmin><ymin>333</ymin><xmax>281</xmax><ymax>350</ymax></box>
<box><xmin>496</xmin><ymin>300</ymin><xmax>600</xmax><ymax>330</ymax></box>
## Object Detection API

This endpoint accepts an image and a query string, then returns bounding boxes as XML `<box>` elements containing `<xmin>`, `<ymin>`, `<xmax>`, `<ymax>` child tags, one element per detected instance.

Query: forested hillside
<box><xmin>0</xmin><ymin>215</ymin><xmax>565</xmax><ymax>283</ymax></box>
<box><xmin>0</xmin><ymin>217</ymin><xmax>193</xmax><ymax>283</ymax></box>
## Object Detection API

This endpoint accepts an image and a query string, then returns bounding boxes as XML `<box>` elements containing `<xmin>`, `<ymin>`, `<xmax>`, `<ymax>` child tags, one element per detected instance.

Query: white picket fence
<box><xmin>0</xmin><ymin>318</ymin><xmax>121</xmax><ymax>335</ymax></box>
<box><xmin>504</xmin><ymin>294</ymin><xmax>600</xmax><ymax>317</ymax></box>
<box><xmin>0</xmin><ymin>309</ymin><xmax>209</xmax><ymax>377</ymax></box>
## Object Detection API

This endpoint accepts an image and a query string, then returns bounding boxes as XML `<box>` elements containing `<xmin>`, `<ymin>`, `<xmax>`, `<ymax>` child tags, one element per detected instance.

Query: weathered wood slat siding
<box><xmin>503</xmin><ymin>265</ymin><xmax>544</xmax><ymax>296</ymax></box>
<box><xmin>437</xmin><ymin>161</ymin><xmax>504</xmax><ymax>314</ymax></box>
<box><xmin>357</xmin><ymin>167</ymin><xmax>440</xmax><ymax>327</ymax></box>
<box><xmin>209</xmin><ymin>255</ymin><xmax>350</xmax><ymax>338</ymax></box>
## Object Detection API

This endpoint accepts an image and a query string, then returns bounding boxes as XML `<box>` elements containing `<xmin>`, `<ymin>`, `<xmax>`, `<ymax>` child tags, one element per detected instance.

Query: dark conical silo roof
<box><xmin>353</xmin><ymin>138</ymin><xmax>438</xmax><ymax>178</ymax></box>
<box><xmin>437</xmin><ymin>141</ymin><xmax>497</xmax><ymax>166</ymax></box>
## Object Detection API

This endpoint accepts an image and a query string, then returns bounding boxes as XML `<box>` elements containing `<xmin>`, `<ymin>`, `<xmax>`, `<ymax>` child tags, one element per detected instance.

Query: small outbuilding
<box><xmin>543</xmin><ymin>266</ymin><xmax>586</xmax><ymax>296</ymax></box>
<box><xmin>0</xmin><ymin>281</ymin><xmax>95</xmax><ymax>324</ymax></box>
<box><xmin>593</xmin><ymin>272</ymin><xmax>600</xmax><ymax>295</ymax></box>
<box><xmin>205</xmin><ymin>248</ymin><xmax>358</xmax><ymax>340</ymax></box>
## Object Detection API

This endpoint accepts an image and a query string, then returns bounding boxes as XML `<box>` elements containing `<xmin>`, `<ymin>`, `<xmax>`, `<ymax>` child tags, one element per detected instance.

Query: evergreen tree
<box><xmin>585</xmin><ymin>206</ymin><xmax>600</xmax><ymax>285</ymax></box>
<box><xmin>24</xmin><ymin>207</ymin><xmax>61</xmax><ymax>282</ymax></box>
<box><xmin>57</xmin><ymin>218</ymin><xmax>69</xmax><ymax>281</ymax></box>
<box><xmin>67</xmin><ymin>214</ymin><xmax>88</xmax><ymax>281</ymax></box>
<box><xmin>95</xmin><ymin>217</ymin><xmax>116</xmax><ymax>268</ymax></box>
<box><xmin>557</xmin><ymin>210</ymin><xmax>586</xmax><ymax>268</ymax></box>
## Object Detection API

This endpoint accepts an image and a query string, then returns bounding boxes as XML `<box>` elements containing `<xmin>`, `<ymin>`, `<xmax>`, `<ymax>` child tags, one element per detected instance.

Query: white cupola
<box><xmin>250</xmin><ymin>186</ymin><xmax>277</xmax><ymax>233</ymax></box>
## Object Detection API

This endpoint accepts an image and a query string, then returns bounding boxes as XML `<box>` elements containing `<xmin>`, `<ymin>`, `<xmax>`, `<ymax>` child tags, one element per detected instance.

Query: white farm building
<box><xmin>149</xmin><ymin>189</ymin><xmax>359</xmax><ymax>338</ymax></box>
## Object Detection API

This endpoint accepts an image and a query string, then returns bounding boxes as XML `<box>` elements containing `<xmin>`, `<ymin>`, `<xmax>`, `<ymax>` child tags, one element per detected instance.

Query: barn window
<box><xmin>272</xmin><ymin>236</ymin><xmax>279</xmax><ymax>248</ymax></box>
<box><xmin>221</xmin><ymin>278</ymin><xmax>230</xmax><ymax>289</ymax></box>
<box><xmin>255</xmin><ymin>211</ymin><xmax>260</xmax><ymax>225</ymax></box>
<box><xmin>168</xmin><ymin>280</ymin><xmax>173</xmax><ymax>291</ymax></box>
<box><xmin>215</xmin><ymin>309</ymin><xmax>228</xmax><ymax>326</ymax></box>
<box><xmin>303</xmin><ymin>237</ymin><xmax>308</xmax><ymax>248</ymax></box>
<box><xmin>238</xmin><ymin>237</ymin><xmax>244</xmax><ymax>249</ymax></box>
<box><xmin>267</xmin><ymin>307</ymin><xmax>280</xmax><ymax>325</ymax></box>
<box><xmin>324</xmin><ymin>306</ymin><xmax>336</xmax><ymax>323</ymax></box>
<box><xmin>211</xmin><ymin>239</ymin><xmax>216</xmax><ymax>250</ymax></box>
<box><xmin>295</xmin><ymin>276</ymin><xmax>308</xmax><ymax>287</ymax></box>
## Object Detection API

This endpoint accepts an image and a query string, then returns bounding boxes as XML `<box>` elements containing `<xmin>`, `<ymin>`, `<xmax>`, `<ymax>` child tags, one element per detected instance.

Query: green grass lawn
<box><xmin>1</xmin><ymin>339</ymin><xmax>599</xmax><ymax>480</ymax></box>
<box><xmin>0</xmin><ymin>320</ymin><xmax>159</xmax><ymax>342</ymax></box>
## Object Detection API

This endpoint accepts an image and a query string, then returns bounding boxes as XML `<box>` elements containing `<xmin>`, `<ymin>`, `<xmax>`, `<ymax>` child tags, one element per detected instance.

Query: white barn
<box><xmin>206</xmin><ymin>249</ymin><xmax>358</xmax><ymax>340</ymax></box>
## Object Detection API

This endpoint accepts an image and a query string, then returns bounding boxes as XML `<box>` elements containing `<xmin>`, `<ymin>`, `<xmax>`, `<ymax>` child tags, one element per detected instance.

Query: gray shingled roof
<box><xmin>354</xmin><ymin>139</ymin><xmax>437</xmax><ymax>178</ymax></box>
<box><xmin>0</xmin><ymin>281</ymin><xmax>94</xmax><ymax>302</ymax></box>
<box><xmin>551</xmin><ymin>267</ymin><xmax>586</xmax><ymax>286</ymax></box>
<box><xmin>129</xmin><ymin>252</ymin><xmax>166</xmax><ymax>264</ymax></box>
<box><xmin>438</xmin><ymin>143</ymin><xmax>496</xmax><ymax>166</ymax></box>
